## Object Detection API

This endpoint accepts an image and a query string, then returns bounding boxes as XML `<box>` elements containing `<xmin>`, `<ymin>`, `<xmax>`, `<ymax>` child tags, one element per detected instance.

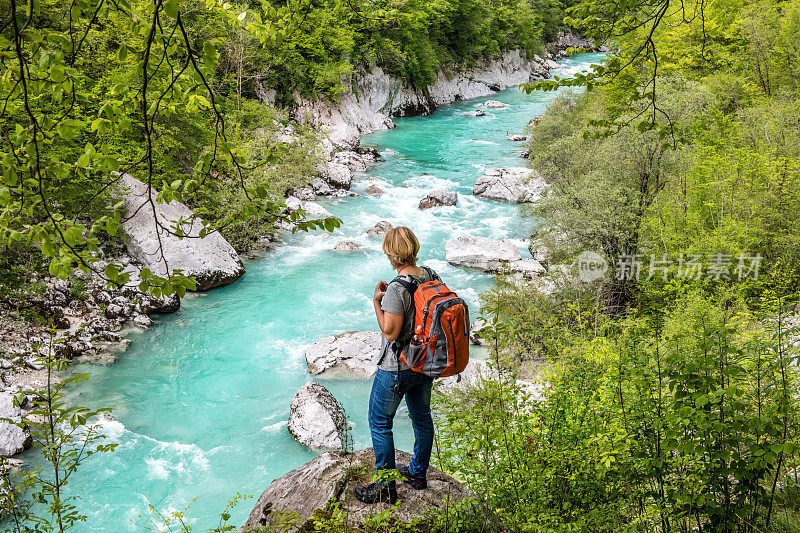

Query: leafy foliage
<box><xmin>440</xmin><ymin>2</ymin><xmax>800</xmax><ymax>532</ymax></box>
<box><xmin>435</xmin><ymin>296</ymin><xmax>800</xmax><ymax>532</ymax></box>
<box><xmin>1</xmin><ymin>333</ymin><xmax>118</xmax><ymax>532</ymax></box>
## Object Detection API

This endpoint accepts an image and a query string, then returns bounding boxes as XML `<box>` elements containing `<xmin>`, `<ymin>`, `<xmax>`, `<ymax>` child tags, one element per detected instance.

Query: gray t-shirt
<box><xmin>377</xmin><ymin>266</ymin><xmax>441</xmax><ymax>371</ymax></box>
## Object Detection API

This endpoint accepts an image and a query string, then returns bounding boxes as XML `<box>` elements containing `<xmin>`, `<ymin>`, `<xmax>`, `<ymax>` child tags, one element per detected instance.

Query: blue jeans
<box><xmin>368</xmin><ymin>368</ymin><xmax>434</xmax><ymax>487</ymax></box>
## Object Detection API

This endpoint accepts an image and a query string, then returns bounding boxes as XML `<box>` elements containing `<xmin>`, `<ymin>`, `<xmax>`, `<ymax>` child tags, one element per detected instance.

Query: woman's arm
<box><xmin>374</xmin><ymin>282</ymin><xmax>404</xmax><ymax>341</ymax></box>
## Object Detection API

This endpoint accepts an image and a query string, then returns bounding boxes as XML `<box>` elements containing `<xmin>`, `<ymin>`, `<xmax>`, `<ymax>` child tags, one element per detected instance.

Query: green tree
<box><xmin>0</xmin><ymin>0</ymin><xmax>339</xmax><ymax>300</ymax></box>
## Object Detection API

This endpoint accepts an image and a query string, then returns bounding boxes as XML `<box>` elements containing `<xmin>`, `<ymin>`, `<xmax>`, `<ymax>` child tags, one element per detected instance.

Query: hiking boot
<box><xmin>396</xmin><ymin>463</ymin><xmax>427</xmax><ymax>490</ymax></box>
<box><xmin>354</xmin><ymin>482</ymin><xmax>398</xmax><ymax>504</ymax></box>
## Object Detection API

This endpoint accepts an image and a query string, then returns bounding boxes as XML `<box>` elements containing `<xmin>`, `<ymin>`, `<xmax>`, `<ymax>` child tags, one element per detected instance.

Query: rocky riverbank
<box><xmin>0</xmin><ymin>118</ymin><xmax>369</xmax><ymax>404</ymax></box>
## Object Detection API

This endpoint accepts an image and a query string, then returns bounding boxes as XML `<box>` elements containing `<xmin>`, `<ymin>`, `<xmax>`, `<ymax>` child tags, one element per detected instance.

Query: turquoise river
<box><xmin>45</xmin><ymin>53</ymin><xmax>604</xmax><ymax>531</ymax></box>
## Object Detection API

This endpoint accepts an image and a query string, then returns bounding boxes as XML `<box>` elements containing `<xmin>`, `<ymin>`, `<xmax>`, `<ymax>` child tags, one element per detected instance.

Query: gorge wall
<box><xmin>282</xmin><ymin>31</ymin><xmax>602</xmax><ymax>149</ymax></box>
<box><xmin>290</xmin><ymin>49</ymin><xmax>556</xmax><ymax>149</ymax></box>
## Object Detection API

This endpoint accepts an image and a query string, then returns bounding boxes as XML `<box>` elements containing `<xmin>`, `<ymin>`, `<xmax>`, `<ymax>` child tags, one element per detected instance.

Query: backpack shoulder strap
<box><xmin>421</xmin><ymin>265</ymin><xmax>440</xmax><ymax>282</ymax></box>
<box><xmin>390</xmin><ymin>275</ymin><xmax>417</xmax><ymax>295</ymax></box>
<box><xmin>376</xmin><ymin>275</ymin><xmax>417</xmax><ymax>366</ymax></box>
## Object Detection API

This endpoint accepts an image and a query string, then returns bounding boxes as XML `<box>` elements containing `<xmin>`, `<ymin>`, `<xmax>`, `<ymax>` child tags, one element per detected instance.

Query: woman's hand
<box><xmin>372</xmin><ymin>281</ymin><xmax>402</xmax><ymax>341</ymax></box>
<box><xmin>374</xmin><ymin>281</ymin><xmax>388</xmax><ymax>302</ymax></box>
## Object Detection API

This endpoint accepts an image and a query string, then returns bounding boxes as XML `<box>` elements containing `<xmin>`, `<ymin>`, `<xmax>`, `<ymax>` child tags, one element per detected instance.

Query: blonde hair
<box><xmin>382</xmin><ymin>227</ymin><xmax>419</xmax><ymax>269</ymax></box>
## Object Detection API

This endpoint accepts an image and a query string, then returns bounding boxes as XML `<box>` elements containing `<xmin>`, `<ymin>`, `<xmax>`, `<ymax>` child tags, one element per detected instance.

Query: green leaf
<box><xmin>105</xmin><ymin>263</ymin><xmax>119</xmax><ymax>281</ymax></box>
<box><xmin>110</xmin><ymin>83</ymin><xmax>128</xmax><ymax>96</ymax></box>
<box><xmin>50</xmin><ymin>66</ymin><xmax>67</xmax><ymax>83</ymax></box>
<box><xmin>41</xmin><ymin>238</ymin><xmax>56</xmax><ymax>257</ymax></box>
<box><xmin>76</xmin><ymin>153</ymin><xmax>91</xmax><ymax>168</ymax></box>
<box><xmin>63</xmin><ymin>226</ymin><xmax>82</xmax><ymax>246</ymax></box>
<box><xmin>105</xmin><ymin>217</ymin><xmax>119</xmax><ymax>236</ymax></box>
<box><xmin>163</xmin><ymin>0</ymin><xmax>180</xmax><ymax>17</ymax></box>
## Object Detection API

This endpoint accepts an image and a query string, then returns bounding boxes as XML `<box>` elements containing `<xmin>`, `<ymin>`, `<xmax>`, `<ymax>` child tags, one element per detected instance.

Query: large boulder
<box><xmin>446</xmin><ymin>234</ymin><xmax>521</xmax><ymax>271</ymax></box>
<box><xmin>118</xmin><ymin>174</ymin><xmax>245</xmax><ymax>291</ymax></box>
<box><xmin>287</xmin><ymin>382</ymin><xmax>345</xmax><ymax>450</ymax></box>
<box><xmin>445</xmin><ymin>234</ymin><xmax>544</xmax><ymax>276</ymax></box>
<box><xmin>513</xmin><ymin>258</ymin><xmax>547</xmax><ymax>277</ymax></box>
<box><xmin>473</xmin><ymin>167</ymin><xmax>547</xmax><ymax>203</ymax></box>
<box><xmin>311</xmin><ymin>177</ymin><xmax>335</xmax><ymax>196</ymax></box>
<box><xmin>418</xmin><ymin>190</ymin><xmax>458</xmax><ymax>209</ymax></box>
<box><xmin>305</xmin><ymin>331</ymin><xmax>381</xmax><ymax>377</ymax></box>
<box><xmin>0</xmin><ymin>393</ymin><xmax>31</xmax><ymax>457</ymax></box>
<box><xmin>333</xmin><ymin>151</ymin><xmax>369</xmax><ymax>173</ymax></box>
<box><xmin>318</xmin><ymin>161</ymin><xmax>352</xmax><ymax>189</ymax></box>
<box><xmin>239</xmin><ymin>448</ymin><xmax>471</xmax><ymax>532</ymax></box>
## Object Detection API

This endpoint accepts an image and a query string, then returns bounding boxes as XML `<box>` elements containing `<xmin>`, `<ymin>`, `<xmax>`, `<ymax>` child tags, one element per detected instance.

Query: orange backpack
<box><xmin>390</xmin><ymin>267</ymin><xmax>470</xmax><ymax>379</ymax></box>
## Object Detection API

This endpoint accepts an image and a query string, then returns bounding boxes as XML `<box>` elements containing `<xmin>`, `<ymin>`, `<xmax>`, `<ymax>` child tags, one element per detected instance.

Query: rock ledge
<box><xmin>305</xmin><ymin>331</ymin><xmax>381</xmax><ymax>377</ymax></box>
<box><xmin>239</xmin><ymin>448</ymin><xmax>471</xmax><ymax>532</ymax></box>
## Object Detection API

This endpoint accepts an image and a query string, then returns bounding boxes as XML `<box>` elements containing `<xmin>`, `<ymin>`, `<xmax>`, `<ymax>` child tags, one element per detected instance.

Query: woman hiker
<box><xmin>354</xmin><ymin>226</ymin><xmax>439</xmax><ymax>504</ymax></box>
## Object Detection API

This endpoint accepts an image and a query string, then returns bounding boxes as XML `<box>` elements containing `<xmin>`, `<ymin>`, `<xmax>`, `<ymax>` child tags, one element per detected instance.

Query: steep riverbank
<box><xmin>291</xmin><ymin>31</ymin><xmax>602</xmax><ymax>149</ymax></box>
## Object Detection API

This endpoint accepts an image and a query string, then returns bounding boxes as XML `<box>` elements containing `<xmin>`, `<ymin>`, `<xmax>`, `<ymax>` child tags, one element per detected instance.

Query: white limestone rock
<box><xmin>445</xmin><ymin>235</ymin><xmax>521</xmax><ymax>272</ymax></box>
<box><xmin>332</xmin><ymin>241</ymin><xmax>362</xmax><ymax>252</ymax></box>
<box><xmin>333</xmin><ymin>151</ymin><xmax>369</xmax><ymax>173</ymax></box>
<box><xmin>483</xmin><ymin>100</ymin><xmax>508</xmax><ymax>109</ymax></box>
<box><xmin>318</xmin><ymin>161</ymin><xmax>352</xmax><ymax>189</ymax></box>
<box><xmin>0</xmin><ymin>392</ymin><xmax>31</xmax><ymax>457</ymax></box>
<box><xmin>473</xmin><ymin>167</ymin><xmax>547</xmax><ymax>203</ymax></box>
<box><xmin>445</xmin><ymin>234</ymin><xmax>545</xmax><ymax>276</ymax></box>
<box><xmin>310</xmin><ymin>178</ymin><xmax>335</xmax><ymax>196</ymax></box>
<box><xmin>240</xmin><ymin>448</ymin><xmax>470</xmax><ymax>531</ymax></box>
<box><xmin>292</xmin><ymin>49</ymin><xmax>551</xmax><ymax>142</ymax></box>
<box><xmin>285</xmin><ymin>197</ymin><xmax>333</xmax><ymax>219</ymax></box>
<box><xmin>470</xmin><ymin>318</ymin><xmax>488</xmax><ymax>346</ymax></box>
<box><xmin>513</xmin><ymin>259</ymin><xmax>547</xmax><ymax>277</ymax></box>
<box><xmin>118</xmin><ymin>174</ymin><xmax>245</xmax><ymax>291</ymax></box>
<box><xmin>507</xmin><ymin>134</ymin><xmax>527</xmax><ymax>141</ymax></box>
<box><xmin>133</xmin><ymin>314</ymin><xmax>152</xmax><ymax>328</ymax></box>
<box><xmin>292</xmin><ymin>187</ymin><xmax>316</xmax><ymax>201</ymax></box>
<box><xmin>287</xmin><ymin>382</ymin><xmax>345</xmax><ymax>450</ymax></box>
<box><xmin>418</xmin><ymin>190</ymin><xmax>458</xmax><ymax>209</ymax></box>
<box><xmin>366</xmin><ymin>221</ymin><xmax>393</xmax><ymax>238</ymax></box>
<box><xmin>305</xmin><ymin>331</ymin><xmax>381</xmax><ymax>377</ymax></box>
